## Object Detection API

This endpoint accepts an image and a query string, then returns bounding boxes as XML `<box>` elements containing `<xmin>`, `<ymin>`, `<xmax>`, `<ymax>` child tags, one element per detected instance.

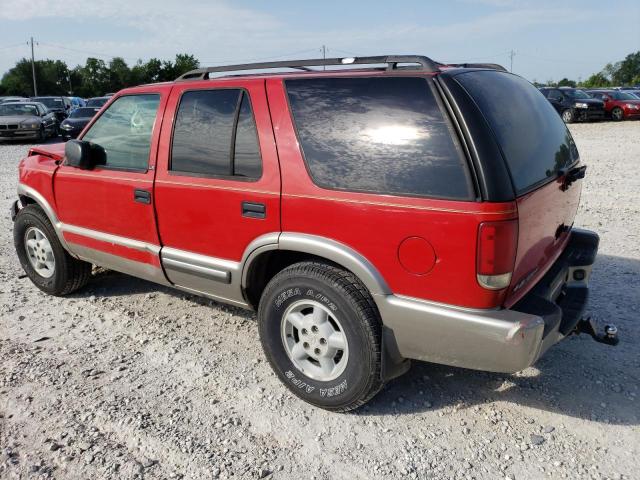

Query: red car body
<box><xmin>13</xmin><ymin>57</ymin><xmax>601</xmax><ymax>398</ymax></box>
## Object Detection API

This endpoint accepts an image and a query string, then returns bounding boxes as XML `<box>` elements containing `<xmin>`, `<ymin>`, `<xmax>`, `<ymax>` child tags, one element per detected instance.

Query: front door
<box><xmin>54</xmin><ymin>88</ymin><xmax>170</xmax><ymax>284</ymax></box>
<box><xmin>154</xmin><ymin>78</ymin><xmax>281</xmax><ymax>306</ymax></box>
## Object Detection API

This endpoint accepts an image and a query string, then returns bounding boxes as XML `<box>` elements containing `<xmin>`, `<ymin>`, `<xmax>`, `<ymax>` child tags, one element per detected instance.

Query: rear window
<box><xmin>453</xmin><ymin>70</ymin><xmax>579</xmax><ymax>195</ymax></box>
<box><xmin>285</xmin><ymin>77</ymin><xmax>472</xmax><ymax>200</ymax></box>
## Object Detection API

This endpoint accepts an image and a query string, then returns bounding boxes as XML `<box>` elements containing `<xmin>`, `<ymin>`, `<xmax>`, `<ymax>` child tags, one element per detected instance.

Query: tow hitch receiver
<box><xmin>575</xmin><ymin>317</ymin><xmax>619</xmax><ymax>346</ymax></box>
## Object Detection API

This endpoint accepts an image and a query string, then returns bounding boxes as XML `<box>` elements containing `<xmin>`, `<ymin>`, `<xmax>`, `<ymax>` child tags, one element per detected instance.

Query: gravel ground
<box><xmin>1</xmin><ymin>121</ymin><xmax>639</xmax><ymax>480</ymax></box>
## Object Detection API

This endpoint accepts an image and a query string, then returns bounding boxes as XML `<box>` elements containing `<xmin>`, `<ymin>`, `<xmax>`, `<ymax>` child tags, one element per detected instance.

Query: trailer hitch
<box><xmin>574</xmin><ymin>317</ymin><xmax>619</xmax><ymax>346</ymax></box>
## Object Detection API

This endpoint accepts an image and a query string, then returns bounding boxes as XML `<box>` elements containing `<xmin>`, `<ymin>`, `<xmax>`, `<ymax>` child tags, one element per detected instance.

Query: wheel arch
<box><xmin>241</xmin><ymin>233</ymin><xmax>391</xmax><ymax>311</ymax></box>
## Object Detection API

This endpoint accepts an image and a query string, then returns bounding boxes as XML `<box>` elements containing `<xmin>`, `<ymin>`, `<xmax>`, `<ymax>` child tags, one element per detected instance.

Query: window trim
<box><xmin>283</xmin><ymin>75</ymin><xmax>475</xmax><ymax>201</ymax></box>
<box><xmin>78</xmin><ymin>92</ymin><xmax>162</xmax><ymax>174</ymax></box>
<box><xmin>168</xmin><ymin>87</ymin><xmax>263</xmax><ymax>183</ymax></box>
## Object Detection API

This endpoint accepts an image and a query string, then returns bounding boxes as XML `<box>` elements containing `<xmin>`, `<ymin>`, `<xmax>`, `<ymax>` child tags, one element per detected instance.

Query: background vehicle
<box><xmin>539</xmin><ymin>87</ymin><xmax>605</xmax><ymax>122</ymax></box>
<box><xmin>59</xmin><ymin>107</ymin><xmax>100</xmax><ymax>140</ymax></box>
<box><xmin>0</xmin><ymin>96</ymin><xmax>27</xmax><ymax>104</ymax></box>
<box><xmin>11</xmin><ymin>55</ymin><xmax>608</xmax><ymax>412</ymax></box>
<box><xmin>587</xmin><ymin>90</ymin><xmax>640</xmax><ymax>120</ymax></box>
<box><xmin>0</xmin><ymin>101</ymin><xmax>57</xmax><ymax>141</ymax></box>
<box><xmin>67</xmin><ymin>96</ymin><xmax>86</xmax><ymax>110</ymax></box>
<box><xmin>85</xmin><ymin>96</ymin><xmax>109</xmax><ymax>108</ymax></box>
<box><xmin>31</xmin><ymin>96</ymin><xmax>71</xmax><ymax>123</ymax></box>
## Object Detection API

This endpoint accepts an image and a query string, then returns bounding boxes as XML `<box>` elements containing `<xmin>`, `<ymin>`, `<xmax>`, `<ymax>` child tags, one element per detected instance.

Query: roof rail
<box><xmin>175</xmin><ymin>55</ymin><xmax>439</xmax><ymax>81</ymax></box>
<box><xmin>442</xmin><ymin>62</ymin><xmax>508</xmax><ymax>72</ymax></box>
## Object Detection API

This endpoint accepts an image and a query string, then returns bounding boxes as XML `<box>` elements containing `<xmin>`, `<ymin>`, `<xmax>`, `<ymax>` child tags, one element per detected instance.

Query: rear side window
<box><xmin>171</xmin><ymin>89</ymin><xmax>262</xmax><ymax>179</ymax></box>
<box><xmin>453</xmin><ymin>71</ymin><xmax>579</xmax><ymax>195</ymax></box>
<box><xmin>285</xmin><ymin>77</ymin><xmax>472</xmax><ymax>199</ymax></box>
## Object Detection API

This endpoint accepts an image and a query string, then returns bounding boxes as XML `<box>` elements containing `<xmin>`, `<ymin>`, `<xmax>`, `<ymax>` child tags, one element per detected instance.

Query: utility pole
<box><xmin>322</xmin><ymin>45</ymin><xmax>326</xmax><ymax>70</ymax></box>
<box><xmin>509</xmin><ymin>50</ymin><xmax>516</xmax><ymax>73</ymax></box>
<box><xmin>30</xmin><ymin>37</ymin><xmax>38</xmax><ymax>96</ymax></box>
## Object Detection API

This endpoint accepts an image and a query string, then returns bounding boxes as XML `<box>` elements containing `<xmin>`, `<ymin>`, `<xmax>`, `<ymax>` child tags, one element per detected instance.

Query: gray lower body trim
<box><xmin>376</xmin><ymin>294</ymin><xmax>546</xmax><ymax>373</ymax></box>
<box><xmin>70</xmin><ymin>243</ymin><xmax>170</xmax><ymax>286</ymax></box>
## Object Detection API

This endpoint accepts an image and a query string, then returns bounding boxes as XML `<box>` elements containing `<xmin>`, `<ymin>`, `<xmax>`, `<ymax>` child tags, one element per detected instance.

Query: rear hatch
<box><xmin>449</xmin><ymin>69</ymin><xmax>583</xmax><ymax>307</ymax></box>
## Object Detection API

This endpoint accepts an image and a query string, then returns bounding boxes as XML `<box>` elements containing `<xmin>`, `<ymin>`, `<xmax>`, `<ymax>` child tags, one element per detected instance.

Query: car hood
<box><xmin>574</xmin><ymin>98</ymin><xmax>603</xmax><ymax>105</ymax></box>
<box><xmin>0</xmin><ymin>115</ymin><xmax>40</xmax><ymax>124</ymax></box>
<box><xmin>62</xmin><ymin>117</ymin><xmax>91</xmax><ymax>127</ymax></box>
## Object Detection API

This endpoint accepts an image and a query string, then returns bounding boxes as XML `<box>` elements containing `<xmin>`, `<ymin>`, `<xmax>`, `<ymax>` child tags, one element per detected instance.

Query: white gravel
<box><xmin>1</xmin><ymin>121</ymin><xmax>639</xmax><ymax>480</ymax></box>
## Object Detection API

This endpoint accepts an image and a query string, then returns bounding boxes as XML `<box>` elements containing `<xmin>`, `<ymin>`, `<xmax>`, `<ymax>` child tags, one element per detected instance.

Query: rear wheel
<box><xmin>561</xmin><ymin>109</ymin><xmax>574</xmax><ymax>123</ymax></box>
<box><xmin>14</xmin><ymin>205</ymin><xmax>92</xmax><ymax>296</ymax></box>
<box><xmin>611</xmin><ymin>107</ymin><xmax>624</xmax><ymax>121</ymax></box>
<box><xmin>258</xmin><ymin>262</ymin><xmax>384</xmax><ymax>412</ymax></box>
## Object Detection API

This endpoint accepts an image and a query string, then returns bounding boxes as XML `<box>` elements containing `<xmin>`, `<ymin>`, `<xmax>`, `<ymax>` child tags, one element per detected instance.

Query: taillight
<box><xmin>476</xmin><ymin>220</ymin><xmax>518</xmax><ymax>290</ymax></box>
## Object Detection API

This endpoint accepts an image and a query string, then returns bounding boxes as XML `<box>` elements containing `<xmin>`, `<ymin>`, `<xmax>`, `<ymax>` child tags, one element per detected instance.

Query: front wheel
<box><xmin>611</xmin><ymin>107</ymin><xmax>624</xmax><ymax>121</ymax></box>
<box><xmin>258</xmin><ymin>262</ymin><xmax>384</xmax><ymax>412</ymax></box>
<box><xmin>14</xmin><ymin>205</ymin><xmax>92</xmax><ymax>295</ymax></box>
<box><xmin>561</xmin><ymin>109</ymin><xmax>574</xmax><ymax>123</ymax></box>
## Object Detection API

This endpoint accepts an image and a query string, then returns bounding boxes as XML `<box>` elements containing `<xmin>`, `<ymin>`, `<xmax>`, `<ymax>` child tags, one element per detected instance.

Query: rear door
<box><xmin>154</xmin><ymin>78</ymin><xmax>280</xmax><ymax>306</ymax></box>
<box><xmin>54</xmin><ymin>88</ymin><xmax>169</xmax><ymax>284</ymax></box>
<box><xmin>450</xmin><ymin>70</ymin><xmax>583</xmax><ymax>306</ymax></box>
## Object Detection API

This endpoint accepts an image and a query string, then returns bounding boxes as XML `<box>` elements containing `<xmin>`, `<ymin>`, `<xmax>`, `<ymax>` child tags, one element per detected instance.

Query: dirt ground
<box><xmin>1</xmin><ymin>121</ymin><xmax>638</xmax><ymax>480</ymax></box>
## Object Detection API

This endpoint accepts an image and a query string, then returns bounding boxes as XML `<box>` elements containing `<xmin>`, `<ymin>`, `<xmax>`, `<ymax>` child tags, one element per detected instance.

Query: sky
<box><xmin>0</xmin><ymin>0</ymin><xmax>639</xmax><ymax>83</ymax></box>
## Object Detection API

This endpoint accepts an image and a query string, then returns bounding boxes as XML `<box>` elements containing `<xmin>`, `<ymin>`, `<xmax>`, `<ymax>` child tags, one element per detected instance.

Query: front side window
<box><xmin>285</xmin><ymin>77</ymin><xmax>472</xmax><ymax>199</ymax></box>
<box><xmin>171</xmin><ymin>89</ymin><xmax>262</xmax><ymax>179</ymax></box>
<box><xmin>82</xmin><ymin>94</ymin><xmax>160</xmax><ymax>171</ymax></box>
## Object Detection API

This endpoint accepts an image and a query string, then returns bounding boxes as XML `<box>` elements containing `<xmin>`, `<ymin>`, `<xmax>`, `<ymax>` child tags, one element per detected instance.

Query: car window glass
<box><xmin>454</xmin><ymin>70</ymin><xmax>579</xmax><ymax>195</ymax></box>
<box><xmin>285</xmin><ymin>76</ymin><xmax>472</xmax><ymax>199</ymax></box>
<box><xmin>171</xmin><ymin>89</ymin><xmax>263</xmax><ymax>180</ymax></box>
<box><xmin>233</xmin><ymin>92</ymin><xmax>262</xmax><ymax>178</ymax></box>
<box><xmin>82</xmin><ymin>94</ymin><xmax>160</xmax><ymax>171</ymax></box>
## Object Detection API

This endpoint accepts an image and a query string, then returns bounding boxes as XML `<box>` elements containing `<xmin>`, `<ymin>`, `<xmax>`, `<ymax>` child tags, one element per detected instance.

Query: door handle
<box><xmin>134</xmin><ymin>189</ymin><xmax>151</xmax><ymax>204</ymax></box>
<box><xmin>242</xmin><ymin>201</ymin><xmax>266</xmax><ymax>219</ymax></box>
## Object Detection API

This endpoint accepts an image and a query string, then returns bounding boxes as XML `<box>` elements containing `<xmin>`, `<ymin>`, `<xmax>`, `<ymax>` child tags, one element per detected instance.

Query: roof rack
<box><xmin>175</xmin><ymin>55</ymin><xmax>439</xmax><ymax>81</ymax></box>
<box><xmin>442</xmin><ymin>62</ymin><xmax>508</xmax><ymax>72</ymax></box>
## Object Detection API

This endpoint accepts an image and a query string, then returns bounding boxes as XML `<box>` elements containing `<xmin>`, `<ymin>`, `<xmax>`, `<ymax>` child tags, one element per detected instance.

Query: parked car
<box><xmin>59</xmin><ymin>107</ymin><xmax>100</xmax><ymax>140</ymax></box>
<box><xmin>0</xmin><ymin>96</ymin><xmax>27</xmax><ymax>104</ymax></box>
<box><xmin>587</xmin><ymin>90</ymin><xmax>640</xmax><ymax>120</ymax></box>
<box><xmin>539</xmin><ymin>87</ymin><xmax>605</xmax><ymax>123</ymax></box>
<box><xmin>0</xmin><ymin>101</ymin><xmax>57</xmax><ymax>141</ymax></box>
<box><xmin>619</xmin><ymin>90</ymin><xmax>640</xmax><ymax>100</ymax></box>
<box><xmin>31</xmin><ymin>96</ymin><xmax>71</xmax><ymax>123</ymax></box>
<box><xmin>85</xmin><ymin>96</ymin><xmax>110</xmax><ymax>108</ymax></box>
<box><xmin>11</xmin><ymin>55</ymin><xmax>612</xmax><ymax>412</ymax></box>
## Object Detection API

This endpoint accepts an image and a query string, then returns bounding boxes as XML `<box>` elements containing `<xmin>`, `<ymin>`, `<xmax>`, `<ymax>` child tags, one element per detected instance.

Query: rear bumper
<box><xmin>377</xmin><ymin>228</ymin><xmax>599</xmax><ymax>373</ymax></box>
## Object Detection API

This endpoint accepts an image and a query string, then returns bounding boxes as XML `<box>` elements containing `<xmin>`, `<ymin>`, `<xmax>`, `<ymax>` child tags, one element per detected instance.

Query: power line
<box><xmin>199</xmin><ymin>48</ymin><xmax>320</xmax><ymax>65</ymax></box>
<box><xmin>0</xmin><ymin>42</ymin><xmax>28</xmax><ymax>51</ymax></box>
<box><xmin>38</xmin><ymin>42</ymin><xmax>139</xmax><ymax>62</ymax></box>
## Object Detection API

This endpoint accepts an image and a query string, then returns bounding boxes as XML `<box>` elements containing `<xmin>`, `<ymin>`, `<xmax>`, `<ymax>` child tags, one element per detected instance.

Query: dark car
<box><xmin>59</xmin><ymin>107</ymin><xmax>100</xmax><ymax>140</ymax></box>
<box><xmin>0</xmin><ymin>101</ymin><xmax>57</xmax><ymax>141</ymax></box>
<box><xmin>0</xmin><ymin>96</ymin><xmax>27</xmax><ymax>104</ymax></box>
<box><xmin>86</xmin><ymin>96</ymin><xmax>110</xmax><ymax>108</ymax></box>
<box><xmin>31</xmin><ymin>96</ymin><xmax>71</xmax><ymax>123</ymax></box>
<box><xmin>539</xmin><ymin>87</ymin><xmax>605</xmax><ymax>123</ymax></box>
<box><xmin>587</xmin><ymin>90</ymin><xmax>640</xmax><ymax>120</ymax></box>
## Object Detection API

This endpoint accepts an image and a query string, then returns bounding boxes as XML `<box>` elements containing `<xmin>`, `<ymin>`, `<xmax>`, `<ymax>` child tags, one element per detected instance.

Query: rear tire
<box><xmin>14</xmin><ymin>205</ymin><xmax>92</xmax><ymax>296</ymax></box>
<box><xmin>611</xmin><ymin>107</ymin><xmax>624</xmax><ymax>121</ymax></box>
<box><xmin>258</xmin><ymin>261</ymin><xmax>384</xmax><ymax>412</ymax></box>
<box><xmin>561</xmin><ymin>109</ymin><xmax>574</xmax><ymax>123</ymax></box>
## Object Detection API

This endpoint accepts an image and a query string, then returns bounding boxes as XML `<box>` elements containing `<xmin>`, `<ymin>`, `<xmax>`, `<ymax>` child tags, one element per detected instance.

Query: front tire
<box><xmin>561</xmin><ymin>109</ymin><xmax>574</xmax><ymax>123</ymax></box>
<box><xmin>611</xmin><ymin>107</ymin><xmax>624</xmax><ymax>121</ymax></box>
<box><xmin>258</xmin><ymin>262</ymin><xmax>384</xmax><ymax>412</ymax></box>
<box><xmin>14</xmin><ymin>205</ymin><xmax>92</xmax><ymax>296</ymax></box>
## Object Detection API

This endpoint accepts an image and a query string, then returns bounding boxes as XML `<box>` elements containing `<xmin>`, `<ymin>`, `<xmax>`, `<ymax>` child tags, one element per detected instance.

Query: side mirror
<box><xmin>64</xmin><ymin>139</ymin><xmax>106</xmax><ymax>170</ymax></box>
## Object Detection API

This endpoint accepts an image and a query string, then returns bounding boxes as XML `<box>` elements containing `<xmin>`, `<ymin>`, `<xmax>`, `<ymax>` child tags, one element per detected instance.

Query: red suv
<box><xmin>11</xmin><ymin>55</ymin><xmax>611</xmax><ymax>411</ymax></box>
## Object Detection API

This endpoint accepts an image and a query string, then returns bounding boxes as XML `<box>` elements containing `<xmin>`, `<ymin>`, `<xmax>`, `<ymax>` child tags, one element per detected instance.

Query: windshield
<box><xmin>454</xmin><ymin>70</ymin><xmax>579</xmax><ymax>195</ymax></box>
<box><xmin>0</xmin><ymin>103</ymin><xmax>39</xmax><ymax>116</ymax></box>
<box><xmin>70</xmin><ymin>107</ymin><xmax>99</xmax><ymax>118</ymax></box>
<box><xmin>612</xmin><ymin>91</ymin><xmax>637</xmax><ymax>100</ymax></box>
<box><xmin>33</xmin><ymin>97</ymin><xmax>63</xmax><ymax>108</ymax></box>
<box><xmin>564</xmin><ymin>89</ymin><xmax>590</xmax><ymax>99</ymax></box>
<box><xmin>86</xmin><ymin>98</ymin><xmax>108</xmax><ymax>107</ymax></box>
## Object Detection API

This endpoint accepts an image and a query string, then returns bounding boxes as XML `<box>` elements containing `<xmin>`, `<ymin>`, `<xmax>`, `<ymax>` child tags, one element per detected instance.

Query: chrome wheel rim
<box><xmin>281</xmin><ymin>299</ymin><xmax>349</xmax><ymax>382</ymax></box>
<box><xmin>24</xmin><ymin>227</ymin><xmax>55</xmax><ymax>278</ymax></box>
<box><xmin>562</xmin><ymin>110</ymin><xmax>572</xmax><ymax>122</ymax></box>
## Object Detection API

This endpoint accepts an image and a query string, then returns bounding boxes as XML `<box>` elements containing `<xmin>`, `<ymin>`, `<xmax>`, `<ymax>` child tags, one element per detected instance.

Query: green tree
<box><xmin>107</xmin><ymin>57</ymin><xmax>131</xmax><ymax>93</ymax></box>
<box><xmin>612</xmin><ymin>52</ymin><xmax>640</xmax><ymax>85</ymax></box>
<box><xmin>579</xmin><ymin>72</ymin><xmax>610</xmax><ymax>88</ymax></box>
<box><xmin>557</xmin><ymin>77</ymin><xmax>576</xmax><ymax>87</ymax></box>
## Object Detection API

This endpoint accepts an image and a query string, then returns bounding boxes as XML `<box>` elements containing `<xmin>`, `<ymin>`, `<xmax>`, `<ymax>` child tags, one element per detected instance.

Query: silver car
<box><xmin>0</xmin><ymin>102</ymin><xmax>58</xmax><ymax>141</ymax></box>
